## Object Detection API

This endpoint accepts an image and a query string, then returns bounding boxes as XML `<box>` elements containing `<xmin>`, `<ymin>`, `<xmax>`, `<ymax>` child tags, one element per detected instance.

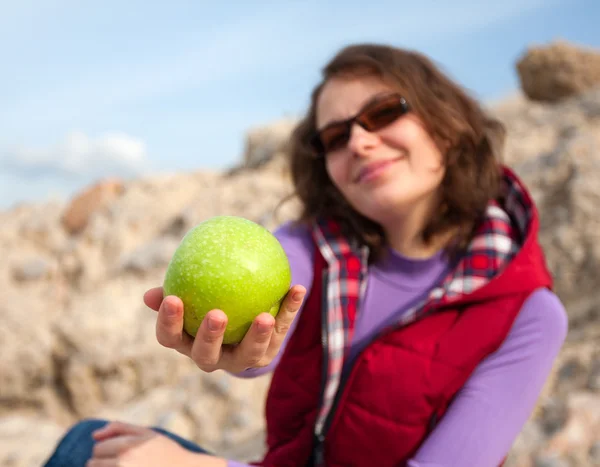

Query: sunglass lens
<box><xmin>320</xmin><ymin>125</ymin><xmax>351</xmax><ymax>153</ymax></box>
<box><xmin>361</xmin><ymin>96</ymin><xmax>408</xmax><ymax>131</ymax></box>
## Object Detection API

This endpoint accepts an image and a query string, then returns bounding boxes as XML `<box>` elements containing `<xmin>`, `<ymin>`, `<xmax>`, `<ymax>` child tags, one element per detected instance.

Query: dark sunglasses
<box><xmin>310</xmin><ymin>93</ymin><xmax>410</xmax><ymax>156</ymax></box>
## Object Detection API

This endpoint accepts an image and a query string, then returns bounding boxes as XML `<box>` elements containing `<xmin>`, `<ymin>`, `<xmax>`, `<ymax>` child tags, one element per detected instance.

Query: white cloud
<box><xmin>1</xmin><ymin>131</ymin><xmax>148</xmax><ymax>178</ymax></box>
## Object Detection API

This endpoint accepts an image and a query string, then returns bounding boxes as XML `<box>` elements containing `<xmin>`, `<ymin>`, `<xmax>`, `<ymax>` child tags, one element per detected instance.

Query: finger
<box><xmin>143</xmin><ymin>287</ymin><xmax>164</xmax><ymax>311</ymax></box>
<box><xmin>92</xmin><ymin>421</ymin><xmax>148</xmax><ymax>441</ymax></box>
<box><xmin>225</xmin><ymin>313</ymin><xmax>274</xmax><ymax>371</ymax></box>
<box><xmin>155</xmin><ymin>296</ymin><xmax>194</xmax><ymax>357</ymax></box>
<box><xmin>190</xmin><ymin>309</ymin><xmax>227</xmax><ymax>372</ymax></box>
<box><xmin>86</xmin><ymin>460</ymin><xmax>115</xmax><ymax>467</ymax></box>
<box><xmin>92</xmin><ymin>435</ymin><xmax>140</xmax><ymax>458</ymax></box>
<box><xmin>265</xmin><ymin>285</ymin><xmax>306</xmax><ymax>360</ymax></box>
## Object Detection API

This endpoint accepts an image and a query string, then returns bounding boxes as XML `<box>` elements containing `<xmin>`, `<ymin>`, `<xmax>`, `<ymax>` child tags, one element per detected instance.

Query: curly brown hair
<box><xmin>288</xmin><ymin>43</ymin><xmax>505</xmax><ymax>261</ymax></box>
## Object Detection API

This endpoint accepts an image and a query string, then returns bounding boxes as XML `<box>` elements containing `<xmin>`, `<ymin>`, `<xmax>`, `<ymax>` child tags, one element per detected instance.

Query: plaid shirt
<box><xmin>311</xmin><ymin>167</ymin><xmax>529</xmax><ymax>438</ymax></box>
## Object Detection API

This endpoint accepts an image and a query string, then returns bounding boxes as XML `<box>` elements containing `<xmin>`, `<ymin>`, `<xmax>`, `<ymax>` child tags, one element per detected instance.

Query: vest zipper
<box><xmin>311</xmin><ymin>269</ymin><xmax>330</xmax><ymax>466</ymax></box>
<box><xmin>317</xmin><ymin>269</ymin><xmax>329</xmax><ymax>412</ymax></box>
<box><xmin>312</xmin><ymin>354</ymin><xmax>352</xmax><ymax>465</ymax></box>
<box><xmin>311</xmin><ymin>305</ymin><xmax>438</xmax><ymax>465</ymax></box>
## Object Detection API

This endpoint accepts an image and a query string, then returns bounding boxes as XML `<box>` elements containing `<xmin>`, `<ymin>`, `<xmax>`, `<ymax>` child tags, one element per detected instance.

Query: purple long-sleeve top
<box><xmin>228</xmin><ymin>222</ymin><xmax>568</xmax><ymax>467</ymax></box>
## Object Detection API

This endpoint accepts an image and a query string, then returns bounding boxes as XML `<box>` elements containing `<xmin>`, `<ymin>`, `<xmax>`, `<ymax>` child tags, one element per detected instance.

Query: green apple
<box><xmin>162</xmin><ymin>215</ymin><xmax>292</xmax><ymax>344</ymax></box>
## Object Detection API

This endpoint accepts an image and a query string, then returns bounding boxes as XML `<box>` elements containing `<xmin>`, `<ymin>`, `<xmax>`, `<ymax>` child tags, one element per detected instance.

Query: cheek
<box><xmin>421</xmin><ymin>146</ymin><xmax>445</xmax><ymax>172</ymax></box>
<box><xmin>405</xmin><ymin>129</ymin><xmax>445</xmax><ymax>170</ymax></box>
<box><xmin>387</xmin><ymin>118</ymin><xmax>445</xmax><ymax>169</ymax></box>
<box><xmin>325</xmin><ymin>156</ymin><xmax>349</xmax><ymax>191</ymax></box>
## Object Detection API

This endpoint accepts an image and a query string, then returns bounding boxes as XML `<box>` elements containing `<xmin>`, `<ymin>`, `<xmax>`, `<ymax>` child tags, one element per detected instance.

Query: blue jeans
<box><xmin>43</xmin><ymin>418</ymin><xmax>209</xmax><ymax>467</ymax></box>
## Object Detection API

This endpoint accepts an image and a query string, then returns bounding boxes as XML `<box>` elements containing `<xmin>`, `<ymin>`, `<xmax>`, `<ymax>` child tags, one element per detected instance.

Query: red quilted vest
<box><xmin>258</xmin><ymin>167</ymin><xmax>552</xmax><ymax>467</ymax></box>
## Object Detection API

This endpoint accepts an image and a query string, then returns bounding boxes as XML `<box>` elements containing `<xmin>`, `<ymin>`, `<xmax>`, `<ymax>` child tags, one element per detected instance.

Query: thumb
<box><xmin>143</xmin><ymin>287</ymin><xmax>164</xmax><ymax>311</ymax></box>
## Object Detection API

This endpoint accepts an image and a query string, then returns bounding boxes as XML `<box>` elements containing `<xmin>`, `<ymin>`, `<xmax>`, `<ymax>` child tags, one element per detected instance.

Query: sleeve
<box><xmin>228</xmin><ymin>461</ymin><xmax>252</xmax><ymax>467</ymax></box>
<box><xmin>229</xmin><ymin>221</ymin><xmax>316</xmax><ymax>379</ymax></box>
<box><xmin>407</xmin><ymin>288</ymin><xmax>568</xmax><ymax>467</ymax></box>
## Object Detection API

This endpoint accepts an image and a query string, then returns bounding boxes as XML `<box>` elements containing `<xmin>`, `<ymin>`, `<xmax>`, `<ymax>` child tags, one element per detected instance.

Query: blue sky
<box><xmin>1</xmin><ymin>0</ymin><xmax>598</xmax><ymax>209</ymax></box>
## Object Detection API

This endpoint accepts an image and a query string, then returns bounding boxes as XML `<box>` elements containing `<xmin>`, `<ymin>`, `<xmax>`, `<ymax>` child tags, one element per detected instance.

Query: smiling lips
<box><xmin>354</xmin><ymin>156</ymin><xmax>403</xmax><ymax>183</ymax></box>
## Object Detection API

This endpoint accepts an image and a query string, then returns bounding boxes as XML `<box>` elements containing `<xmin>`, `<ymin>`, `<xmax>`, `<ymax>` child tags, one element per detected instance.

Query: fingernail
<box><xmin>257</xmin><ymin>321</ymin><xmax>272</xmax><ymax>333</ymax></box>
<box><xmin>292</xmin><ymin>292</ymin><xmax>304</xmax><ymax>302</ymax></box>
<box><xmin>208</xmin><ymin>316</ymin><xmax>224</xmax><ymax>331</ymax></box>
<box><xmin>165</xmin><ymin>301</ymin><xmax>178</xmax><ymax>317</ymax></box>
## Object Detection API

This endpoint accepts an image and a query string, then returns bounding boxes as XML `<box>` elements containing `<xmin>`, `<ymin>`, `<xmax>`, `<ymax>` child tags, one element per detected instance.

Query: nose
<box><xmin>347</xmin><ymin>122</ymin><xmax>378</xmax><ymax>156</ymax></box>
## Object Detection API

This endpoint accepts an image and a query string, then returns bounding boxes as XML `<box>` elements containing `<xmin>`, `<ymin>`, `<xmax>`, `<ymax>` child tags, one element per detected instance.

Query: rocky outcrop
<box><xmin>494</xmin><ymin>88</ymin><xmax>600</xmax><ymax>337</ymax></box>
<box><xmin>241</xmin><ymin>118</ymin><xmax>297</xmax><ymax>169</ymax></box>
<box><xmin>516</xmin><ymin>40</ymin><xmax>600</xmax><ymax>102</ymax></box>
<box><xmin>61</xmin><ymin>178</ymin><xmax>125</xmax><ymax>234</ymax></box>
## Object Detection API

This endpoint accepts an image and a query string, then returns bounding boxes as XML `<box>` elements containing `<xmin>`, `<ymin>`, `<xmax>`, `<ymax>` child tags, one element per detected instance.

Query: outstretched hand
<box><xmin>144</xmin><ymin>285</ymin><xmax>306</xmax><ymax>374</ymax></box>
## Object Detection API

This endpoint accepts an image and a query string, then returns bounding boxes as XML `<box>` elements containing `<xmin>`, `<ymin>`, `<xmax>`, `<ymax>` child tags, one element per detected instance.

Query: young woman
<box><xmin>44</xmin><ymin>43</ymin><xmax>568</xmax><ymax>467</ymax></box>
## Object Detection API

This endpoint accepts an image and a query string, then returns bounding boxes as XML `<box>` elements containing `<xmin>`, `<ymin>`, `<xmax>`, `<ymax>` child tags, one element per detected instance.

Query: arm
<box><xmin>231</xmin><ymin>221</ymin><xmax>315</xmax><ymax>378</ymax></box>
<box><xmin>408</xmin><ymin>288</ymin><xmax>568</xmax><ymax>467</ymax></box>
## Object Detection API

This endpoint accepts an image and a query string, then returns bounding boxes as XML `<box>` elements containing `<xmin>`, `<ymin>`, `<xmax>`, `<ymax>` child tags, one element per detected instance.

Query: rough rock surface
<box><xmin>61</xmin><ymin>178</ymin><xmax>125</xmax><ymax>235</ymax></box>
<box><xmin>2</xmin><ymin>45</ymin><xmax>600</xmax><ymax>467</ymax></box>
<box><xmin>241</xmin><ymin>118</ymin><xmax>297</xmax><ymax>169</ymax></box>
<box><xmin>516</xmin><ymin>40</ymin><xmax>600</xmax><ymax>102</ymax></box>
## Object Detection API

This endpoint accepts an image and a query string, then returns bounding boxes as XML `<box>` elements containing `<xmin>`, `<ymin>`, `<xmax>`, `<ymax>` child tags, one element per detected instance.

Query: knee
<box><xmin>68</xmin><ymin>418</ymin><xmax>110</xmax><ymax>435</ymax></box>
<box><xmin>43</xmin><ymin>418</ymin><xmax>110</xmax><ymax>467</ymax></box>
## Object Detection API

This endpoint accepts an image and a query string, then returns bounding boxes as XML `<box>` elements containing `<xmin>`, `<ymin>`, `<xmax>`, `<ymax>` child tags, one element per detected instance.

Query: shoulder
<box><xmin>273</xmin><ymin>221</ymin><xmax>315</xmax><ymax>256</ymax></box>
<box><xmin>519</xmin><ymin>289</ymin><xmax>568</xmax><ymax>336</ymax></box>
<box><xmin>273</xmin><ymin>221</ymin><xmax>316</xmax><ymax>288</ymax></box>
<box><xmin>466</xmin><ymin>288</ymin><xmax>568</xmax><ymax>386</ymax></box>
<box><xmin>508</xmin><ymin>288</ymin><xmax>568</xmax><ymax>355</ymax></box>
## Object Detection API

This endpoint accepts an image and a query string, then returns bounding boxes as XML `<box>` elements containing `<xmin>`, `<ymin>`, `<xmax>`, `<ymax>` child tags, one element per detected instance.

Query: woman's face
<box><xmin>315</xmin><ymin>75</ymin><xmax>446</xmax><ymax>226</ymax></box>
